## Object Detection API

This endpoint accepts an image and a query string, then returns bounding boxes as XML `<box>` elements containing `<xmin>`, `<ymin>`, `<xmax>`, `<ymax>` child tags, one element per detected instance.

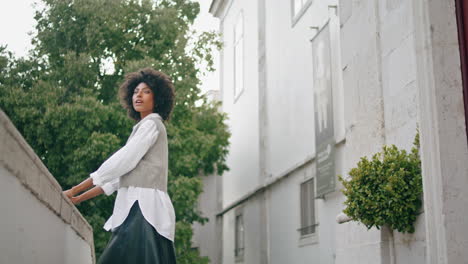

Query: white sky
<box><xmin>192</xmin><ymin>0</ymin><xmax>220</xmax><ymax>94</ymax></box>
<box><xmin>0</xmin><ymin>0</ymin><xmax>220</xmax><ymax>94</ymax></box>
<box><xmin>0</xmin><ymin>0</ymin><xmax>37</xmax><ymax>57</ymax></box>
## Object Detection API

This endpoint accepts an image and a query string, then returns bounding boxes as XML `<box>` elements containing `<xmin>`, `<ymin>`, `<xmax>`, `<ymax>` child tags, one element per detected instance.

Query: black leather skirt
<box><xmin>97</xmin><ymin>201</ymin><xmax>177</xmax><ymax>264</ymax></box>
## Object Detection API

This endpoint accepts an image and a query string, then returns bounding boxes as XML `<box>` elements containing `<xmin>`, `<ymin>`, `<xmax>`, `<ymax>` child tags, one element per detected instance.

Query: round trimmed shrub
<box><xmin>338</xmin><ymin>131</ymin><xmax>422</xmax><ymax>233</ymax></box>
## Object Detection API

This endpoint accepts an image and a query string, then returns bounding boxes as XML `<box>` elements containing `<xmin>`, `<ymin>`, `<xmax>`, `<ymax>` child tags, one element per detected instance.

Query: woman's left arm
<box><xmin>71</xmin><ymin>185</ymin><xmax>104</xmax><ymax>205</ymax></box>
<box><xmin>63</xmin><ymin>177</ymin><xmax>119</xmax><ymax>204</ymax></box>
<box><xmin>63</xmin><ymin>177</ymin><xmax>94</xmax><ymax>199</ymax></box>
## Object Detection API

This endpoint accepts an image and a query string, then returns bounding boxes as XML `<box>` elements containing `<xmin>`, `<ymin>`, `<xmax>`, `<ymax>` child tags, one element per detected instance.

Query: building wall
<box><xmin>336</xmin><ymin>0</ymin><xmax>389</xmax><ymax>261</ymax></box>
<box><xmin>267</xmin><ymin>160</ymin><xmax>344</xmax><ymax>264</ymax></box>
<box><xmin>262</xmin><ymin>2</ymin><xmax>346</xmax><ymax>262</ymax></box>
<box><xmin>0</xmin><ymin>110</ymin><xmax>95</xmax><ymax>264</ymax></box>
<box><xmin>222</xmin><ymin>197</ymin><xmax>264</xmax><ymax>264</ymax></box>
<box><xmin>198</xmin><ymin>0</ymin><xmax>468</xmax><ymax>263</ymax></box>
<box><xmin>218</xmin><ymin>0</ymin><xmax>261</xmax><ymax>207</ymax></box>
<box><xmin>262</xmin><ymin>0</ymin><xmax>317</xmax><ymax>178</ymax></box>
<box><xmin>192</xmin><ymin>172</ymin><xmax>222</xmax><ymax>264</ymax></box>
<box><xmin>378</xmin><ymin>0</ymin><xmax>426</xmax><ymax>263</ymax></box>
<box><xmin>337</xmin><ymin>0</ymin><xmax>427</xmax><ymax>263</ymax></box>
<box><xmin>412</xmin><ymin>0</ymin><xmax>468</xmax><ymax>262</ymax></box>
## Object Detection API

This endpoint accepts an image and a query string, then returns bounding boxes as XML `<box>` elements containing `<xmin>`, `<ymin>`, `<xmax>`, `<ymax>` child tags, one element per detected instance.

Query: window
<box><xmin>233</xmin><ymin>10</ymin><xmax>244</xmax><ymax>101</ymax></box>
<box><xmin>299</xmin><ymin>178</ymin><xmax>316</xmax><ymax>236</ymax></box>
<box><xmin>235</xmin><ymin>213</ymin><xmax>245</xmax><ymax>260</ymax></box>
<box><xmin>293</xmin><ymin>0</ymin><xmax>303</xmax><ymax>15</ymax></box>
<box><xmin>291</xmin><ymin>0</ymin><xmax>313</xmax><ymax>26</ymax></box>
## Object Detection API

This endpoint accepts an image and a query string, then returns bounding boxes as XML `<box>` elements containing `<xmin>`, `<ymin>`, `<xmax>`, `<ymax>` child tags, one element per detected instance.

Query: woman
<box><xmin>63</xmin><ymin>68</ymin><xmax>177</xmax><ymax>264</ymax></box>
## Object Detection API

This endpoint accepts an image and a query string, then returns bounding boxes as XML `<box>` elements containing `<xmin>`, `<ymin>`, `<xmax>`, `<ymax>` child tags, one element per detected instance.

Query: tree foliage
<box><xmin>0</xmin><ymin>1</ymin><xmax>229</xmax><ymax>262</ymax></box>
<box><xmin>338</xmin><ymin>129</ymin><xmax>422</xmax><ymax>233</ymax></box>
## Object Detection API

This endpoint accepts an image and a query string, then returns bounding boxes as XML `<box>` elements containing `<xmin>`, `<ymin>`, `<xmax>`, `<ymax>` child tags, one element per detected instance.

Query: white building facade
<box><xmin>192</xmin><ymin>0</ymin><xmax>468</xmax><ymax>263</ymax></box>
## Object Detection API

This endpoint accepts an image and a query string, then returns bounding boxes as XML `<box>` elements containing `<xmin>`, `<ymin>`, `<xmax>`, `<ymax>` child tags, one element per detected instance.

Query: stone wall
<box><xmin>0</xmin><ymin>109</ymin><xmax>95</xmax><ymax>264</ymax></box>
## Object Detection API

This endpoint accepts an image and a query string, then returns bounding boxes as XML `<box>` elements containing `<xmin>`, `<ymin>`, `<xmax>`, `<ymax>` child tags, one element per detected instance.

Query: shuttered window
<box><xmin>235</xmin><ymin>213</ymin><xmax>245</xmax><ymax>258</ymax></box>
<box><xmin>299</xmin><ymin>178</ymin><xmax>316</xmax><ymax>236</ymax></box>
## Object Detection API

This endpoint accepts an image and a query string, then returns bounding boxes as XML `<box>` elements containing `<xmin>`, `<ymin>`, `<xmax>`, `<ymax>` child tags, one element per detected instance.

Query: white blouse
<box><xmin>89</xmin><ymin>113</ymin><xmax>175</xmax><ymax>242</ymax></box>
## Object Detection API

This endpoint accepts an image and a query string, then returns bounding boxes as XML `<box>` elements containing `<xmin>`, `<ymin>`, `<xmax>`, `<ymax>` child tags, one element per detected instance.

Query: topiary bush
<box><xmin>338</xmin><ymin>129</ymin><xmax>422</xmax><ymax>233</ymax></box>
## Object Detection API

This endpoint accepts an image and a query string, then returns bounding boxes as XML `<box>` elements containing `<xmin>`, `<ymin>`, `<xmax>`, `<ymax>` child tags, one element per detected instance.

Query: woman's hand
<box><xmin>69</xmin><ymin>186</ymin><xmax>105</xmax><ymax>205</ymax></box>
<box><xmin>62</xmin><ymin>180</ymin><xmax>104</xmax><ymax>205</ymax></box>
<box><xmin>63</xmin><ymin>188</ymin><xmax>75</xmax><ymax>199</ymax></box>
<box><xmin>62</xmin><ymin>178</ymin><xmax>95</xmax><ymax>204</ymax></box>
<box><xmin>63</xmin><ymin>178</ymin><xmax>94</xmax><ymax>199</ymax></box>
<box><xmin>63</xmin><ymin>188</ymin><xmax>81</xmax><ymax>205</ymax></box>
<box><xmin>70</xmin><ymin>196</ymin><xmax>82</xmax><ymax>205</ymax></box>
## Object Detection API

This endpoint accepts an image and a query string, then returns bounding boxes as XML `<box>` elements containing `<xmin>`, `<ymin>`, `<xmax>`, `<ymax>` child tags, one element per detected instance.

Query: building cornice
<box><xmin>216</xmin><ymin>136</ymin><xmax>346</xmax><ymax>217</ymax></box>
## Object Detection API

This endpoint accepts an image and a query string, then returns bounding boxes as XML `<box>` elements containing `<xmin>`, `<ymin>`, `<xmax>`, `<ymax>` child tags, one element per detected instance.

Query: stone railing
<box><xmin>0</xmin><ymin>109</ymin><xmax>95</xmax><ymax>264</ymax></box>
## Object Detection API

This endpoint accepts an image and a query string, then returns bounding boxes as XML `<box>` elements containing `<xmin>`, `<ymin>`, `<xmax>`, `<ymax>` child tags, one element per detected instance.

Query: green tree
<box><xmin>0</xmin><ymin>0</ymin><xmax>229</xmax><ymax>262</ymax></box>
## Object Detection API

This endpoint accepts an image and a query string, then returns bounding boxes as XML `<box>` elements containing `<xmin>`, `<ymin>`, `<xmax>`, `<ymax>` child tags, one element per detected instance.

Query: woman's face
<box><xmin>133</xmin><ymin>82</ymin><xmax>155</xmax><ymax>118</ymax></box>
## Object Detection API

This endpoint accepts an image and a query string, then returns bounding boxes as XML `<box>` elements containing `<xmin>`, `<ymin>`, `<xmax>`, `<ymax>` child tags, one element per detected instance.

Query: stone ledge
<box><xmin>0</xmin><ymin>109</ymin><xmax>95</xmax><ymax>261</ymax></box>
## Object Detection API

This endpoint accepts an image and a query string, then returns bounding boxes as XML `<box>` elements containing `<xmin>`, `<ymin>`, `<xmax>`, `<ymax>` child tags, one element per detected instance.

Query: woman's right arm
<box><xmin>90</xmin><ymin>119</ymin><xmax>159</xmax><ymax>186</ymax></box>
<box><xmin>63</xmin><ymin>177</ymin><xmax>119</xmax><ymax>201</ymax></box>
<box><xmin>70</xmin><ymin>185</ymin><xmax>104</xmax><ymax>205</ymax></box>
<box><xmin>63</xmin><ymin>118</ymin><xmax>159</xmax><ymax>203</ymax></box>
<box><xmin>63</xmin><ymin>177</ymin><xmax>94</xmax><ymax>199</ymax></box>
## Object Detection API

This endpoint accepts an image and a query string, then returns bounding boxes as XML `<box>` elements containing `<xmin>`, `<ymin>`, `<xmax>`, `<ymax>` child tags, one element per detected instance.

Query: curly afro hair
<box><xmin>119</xmin><ymin>68</ymin><xmax>175</xmax><ymax>122</ymax></box>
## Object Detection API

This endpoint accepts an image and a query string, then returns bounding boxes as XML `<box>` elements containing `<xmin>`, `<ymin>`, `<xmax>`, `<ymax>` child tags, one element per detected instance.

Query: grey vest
<box><xmin>119</xmin><ymin>114</ymin><xmax>168</xmax><ymax>192</ymax></box>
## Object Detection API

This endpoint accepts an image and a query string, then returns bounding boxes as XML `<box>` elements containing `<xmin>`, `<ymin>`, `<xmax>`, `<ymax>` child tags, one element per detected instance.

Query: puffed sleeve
<box><xmin>90</xmin><ymin>119</ymin><xmax>160</xmax><ymax>187</ymax></box>
<box><xmin>100</xmin><ymin>177</ymin><xmax>119</xmax><ymax>196</ymax></box>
